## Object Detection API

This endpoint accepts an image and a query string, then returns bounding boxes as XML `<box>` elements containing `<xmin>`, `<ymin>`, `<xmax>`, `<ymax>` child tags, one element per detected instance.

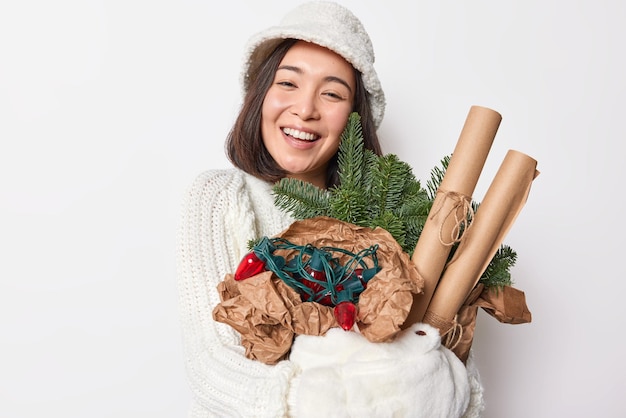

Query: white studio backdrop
<box><xmin>1</xmin><ymin>1</ymin><xmax>624</xmax><ymax>417</ymax></box>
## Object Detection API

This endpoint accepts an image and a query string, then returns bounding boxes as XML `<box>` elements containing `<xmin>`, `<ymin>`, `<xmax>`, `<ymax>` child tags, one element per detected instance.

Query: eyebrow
<box><xmin>277</xmin><ymin>65</ymin><xmax>353</xmax><ymax>93</ymax></box>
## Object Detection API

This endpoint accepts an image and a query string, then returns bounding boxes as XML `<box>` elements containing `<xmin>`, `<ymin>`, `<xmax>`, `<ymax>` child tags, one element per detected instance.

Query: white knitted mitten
<box><xmin>289</xmin><ymin>322</ymin><xmax>471</xmax><ymax>418</ymax></box>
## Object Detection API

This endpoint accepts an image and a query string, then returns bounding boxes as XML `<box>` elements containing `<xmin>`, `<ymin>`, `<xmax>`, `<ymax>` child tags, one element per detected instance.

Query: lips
<box><xmin>282</xmin><ymin>127</ymin><xmax>320</xmax><ymax>142</ymax></box>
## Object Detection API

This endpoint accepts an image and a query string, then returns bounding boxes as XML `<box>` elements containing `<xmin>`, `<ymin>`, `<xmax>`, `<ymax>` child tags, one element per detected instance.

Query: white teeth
<box><xmin>283</xmin><ymin>127</ymin><xmax>317</xmax><ymax>141</ymax></box>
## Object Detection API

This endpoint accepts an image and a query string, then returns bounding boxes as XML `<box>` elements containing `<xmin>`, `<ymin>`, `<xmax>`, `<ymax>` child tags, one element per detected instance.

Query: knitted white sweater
<box><xmin>177</xmin><ymin>169</ymin><xmax>485</xmax><ymax>417</ymax></box>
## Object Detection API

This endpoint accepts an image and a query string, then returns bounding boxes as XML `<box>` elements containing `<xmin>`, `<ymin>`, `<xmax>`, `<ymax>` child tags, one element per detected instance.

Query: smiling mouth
<box><xmin>282</xmin><ymin>127</ymin><xmax>319</xmax><ymax>142</ymax></box>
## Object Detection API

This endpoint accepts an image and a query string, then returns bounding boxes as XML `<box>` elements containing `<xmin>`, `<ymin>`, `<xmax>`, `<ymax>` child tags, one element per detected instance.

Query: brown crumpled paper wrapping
<box><xmin>213</xmin><ymin>216</ymin><xmax>424</xmax><ymax>364</ymax></box>
<box><xmin>448</xmin><ymin>283</ymin><xmax>532</xmax><ymax>364</ymax></box>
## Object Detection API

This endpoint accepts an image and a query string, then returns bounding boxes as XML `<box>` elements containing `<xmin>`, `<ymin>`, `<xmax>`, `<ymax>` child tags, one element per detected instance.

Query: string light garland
<box><xmin>234</xmin><ymin>236</ymin><xmax>380</xmax><ymax>330</ymax></box>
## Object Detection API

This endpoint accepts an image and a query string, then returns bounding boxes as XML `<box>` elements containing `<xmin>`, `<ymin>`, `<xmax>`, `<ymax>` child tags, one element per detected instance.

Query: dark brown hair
<box><xmin>226</xmin><ymin>38</ymin><xmax>383</xmax><ymax>188</ymax></box>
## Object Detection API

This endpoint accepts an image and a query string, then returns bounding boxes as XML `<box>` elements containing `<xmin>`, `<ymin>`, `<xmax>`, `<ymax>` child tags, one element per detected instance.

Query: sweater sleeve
<box><xmin>176</xmin><ymin>170</ymin><xmax>299</xmax><ymax>418</ymax></box>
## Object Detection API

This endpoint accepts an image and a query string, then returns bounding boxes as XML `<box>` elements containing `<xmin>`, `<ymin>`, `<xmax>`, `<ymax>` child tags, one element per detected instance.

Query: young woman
<box><xmin>177</xmin><ymin>2</ymin><xmax>484</xmax><ymax>417</ymax></box>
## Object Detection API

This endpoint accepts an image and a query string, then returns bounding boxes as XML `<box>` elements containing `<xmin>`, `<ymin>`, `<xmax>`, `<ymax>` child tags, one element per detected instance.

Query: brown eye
<box><xmin>415</xmin><ymin>330</ymin><xmax>427</xmax><ymax>336</ymax></box>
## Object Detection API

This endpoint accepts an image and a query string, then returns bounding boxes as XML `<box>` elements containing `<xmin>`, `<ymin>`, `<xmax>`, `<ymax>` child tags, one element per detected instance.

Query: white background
<box><xmin>1</xmin><ymin>1</ymin><xmax>624</xmax><ymax>417</ymax></box>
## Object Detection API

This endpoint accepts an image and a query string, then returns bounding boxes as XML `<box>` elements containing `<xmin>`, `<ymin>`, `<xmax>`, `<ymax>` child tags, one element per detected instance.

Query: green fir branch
<box><xmin>479</xmin><ymin>244</ymin><xmax>517</xmax><ymax>289</ymax></box>
<box><xmin>370</xmin><ymin>211</ymin><xmax>407</xmax><ymax>250</ymax></box>
<box><xmin>370</xmin><ymin>154</ymin><xmax>414</xmax><ymax>215</ymax></box>
<box><xmin>361</xmin><ymin>149</ymin><xmax>379</xmax><ymax>214</ymax></box>
<box><xmin>273</xmin><ymin>177</ymin><xmax>331</xmax><ymax>219</ymax></box>
<box><xmin>337</xmin><ymin>112</ymin><xmax>365</xmax><ymax>190</ymax></box>
<box><xmin>328</xmin><ymin>188</ymin><xmax>367</xmax><ymax>225</ymax></box>
<box><xmin>426</xmin><ymin>155</ymin><xmax>450</xmax><ymax>200</ymax></box>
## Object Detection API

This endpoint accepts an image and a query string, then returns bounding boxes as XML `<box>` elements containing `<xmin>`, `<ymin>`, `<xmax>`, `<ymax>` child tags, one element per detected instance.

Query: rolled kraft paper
<box><xmin>403</xmin><ymin>106</ymin><xmax>502</xmax><ymax>327</ymax></box>
<box><xmin>423</xmin><ymin>149</ymin><xmax>540</xmax><ymax>334</ymax></box>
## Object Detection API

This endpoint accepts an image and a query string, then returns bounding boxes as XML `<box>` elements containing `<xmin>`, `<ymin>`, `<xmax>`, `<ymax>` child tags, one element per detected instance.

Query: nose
<box><xmin>290</xmin><ymin>91</ymin><xmax>320</xmax><ymax>120</ymax></box>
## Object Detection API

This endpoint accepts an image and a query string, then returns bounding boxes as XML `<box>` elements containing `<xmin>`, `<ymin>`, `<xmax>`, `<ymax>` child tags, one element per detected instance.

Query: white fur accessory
<box><xmin>240</xmin><ymin>1</ymin><xmax>386</xmax><ymax>128</ymax></box>
<box><xmin>289</xmin><ymin>322</ymin><xmax>471</xmax><ymax>418</ymax></box>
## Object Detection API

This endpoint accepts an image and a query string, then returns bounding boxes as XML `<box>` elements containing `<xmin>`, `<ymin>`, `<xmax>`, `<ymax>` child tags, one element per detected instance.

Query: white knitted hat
<box><xmin>241</xmin><ymin>1</ymin><xmax>386</xmax><ymax>128</ymax></box>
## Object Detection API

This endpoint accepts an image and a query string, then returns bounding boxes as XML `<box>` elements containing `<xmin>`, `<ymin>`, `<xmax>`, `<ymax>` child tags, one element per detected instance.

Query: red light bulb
<box><xmin>234</xmin><ymin>251</ymin><xmax>266</xmax><ymax>281</ymax></box>
<box><xmin>334</xmin><ymin>301</ymin><xmax>357</xmax><ymax>331</ymax></box>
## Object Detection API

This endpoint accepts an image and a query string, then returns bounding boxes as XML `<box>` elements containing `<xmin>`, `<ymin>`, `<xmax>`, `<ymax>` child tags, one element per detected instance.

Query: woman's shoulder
<box><xmin>181</xmin><ymin>168</ymin><xmax>246</xmax><ymax>216</ymax></box>
<box><xmin>189</xmin><ymin>168</ymin><xmax>275</xmax><ymax>201</ymax></box>
<box><xmin>189</xmin><ymin>168</ymin><xmax>247</xmax><ymax>192</ymax></box>
<box><xmin>183</xmin><ymin>168</ymin><xmax>276</xmax><ymax>215</ymax></box>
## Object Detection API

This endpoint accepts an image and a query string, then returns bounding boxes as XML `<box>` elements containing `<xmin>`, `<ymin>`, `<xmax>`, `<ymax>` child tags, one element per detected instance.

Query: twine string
<box><xmin>441</xmin><ymin>317</ymin><xmax>463</xmax><ymax>351</ymax></box>
<box><xmin>429</xmin><ymin>189</ymin><xmax>475</xmax><ymax>246</ymax></box>
<box><xmin>423</xmin><ymin>310</ymin><xmax>463</xmax><ymax>351</ymax></box>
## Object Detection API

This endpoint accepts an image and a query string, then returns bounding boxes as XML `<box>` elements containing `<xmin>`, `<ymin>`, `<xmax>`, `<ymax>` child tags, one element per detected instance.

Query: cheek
<box><xmin>327</xmin><ymin>108</ymin><xmax>353</xmax><ymax>137</ymax></box>
<box><xmin>261</xmin><ymin>96</ymin><xmax>281</xmax><ymax>140</ymax></box>
<box><xmin>261</xmin><ymin>98</ymin><xmax>274</xmax><ymax>122</ymax></box>
<box><xmin>262</xmin><ymin>88</ymin><xmax>288</xmax><ymax>117</ymax></box>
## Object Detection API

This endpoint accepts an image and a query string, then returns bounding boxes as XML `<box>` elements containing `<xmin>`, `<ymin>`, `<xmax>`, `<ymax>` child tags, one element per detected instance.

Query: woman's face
<box><xmin>261</xmin><ymin>41</ymin><xmax>355</xmax><ymax>188</ymax></box>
